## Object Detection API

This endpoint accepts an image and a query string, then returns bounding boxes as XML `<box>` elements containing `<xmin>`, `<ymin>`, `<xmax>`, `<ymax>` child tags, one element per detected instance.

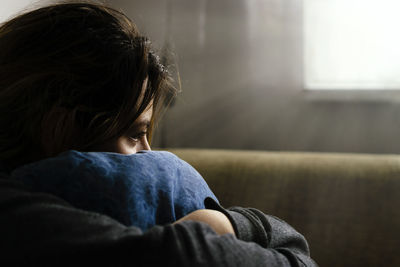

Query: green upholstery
<box><xmin>169</xmin><ymin>148</ymin><xmax>400</xmax><ymax>267</ymax></box>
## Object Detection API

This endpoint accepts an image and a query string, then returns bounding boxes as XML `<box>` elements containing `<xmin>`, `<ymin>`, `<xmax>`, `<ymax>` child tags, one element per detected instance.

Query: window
<box><xmin>0</xmin><ymin>1</ymin><xmax>36</xmax><ymax>23</ymax></box>
<box><xmin>304</xmin><ymin>0</ymin><xmax>400</xmax><ymax>90</ymax></box>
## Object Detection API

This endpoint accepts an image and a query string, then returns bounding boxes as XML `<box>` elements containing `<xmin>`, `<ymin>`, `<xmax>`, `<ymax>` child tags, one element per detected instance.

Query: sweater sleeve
<box><xmin>0</xmin><ymin>177</ymin><xmax>317</xmax><ymax>267</ymax></box>
<box><xmin>204</xmin><ymin>197</ymin><xmax>316</xmax><ymax>267</ymax></box>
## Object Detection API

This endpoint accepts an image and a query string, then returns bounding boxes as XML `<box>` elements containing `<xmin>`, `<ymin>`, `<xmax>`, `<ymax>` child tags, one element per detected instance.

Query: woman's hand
<box><xmin>173</xmin><ymin>209</ymin><xmax>236</xmax><ymax>236</ymax></box>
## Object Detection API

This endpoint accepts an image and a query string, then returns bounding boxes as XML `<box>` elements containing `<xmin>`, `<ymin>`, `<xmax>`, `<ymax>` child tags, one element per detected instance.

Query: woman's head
<box><xmin>0</xmin><ymin>1</ymin><xmax>176</xmax><ymax>170</ymax></box>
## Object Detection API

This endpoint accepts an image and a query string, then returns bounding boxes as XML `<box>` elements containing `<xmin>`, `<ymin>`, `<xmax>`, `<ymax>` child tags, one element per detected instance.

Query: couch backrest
<box><xmin>170</xmin><ymin>148</ymin><xmax>400</xmax><ymax>267</ymax></box>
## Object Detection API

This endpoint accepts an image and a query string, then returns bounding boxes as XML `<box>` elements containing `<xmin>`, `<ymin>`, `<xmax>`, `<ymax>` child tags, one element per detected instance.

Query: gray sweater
<box><xmin>0</xmin><ymin>175</ymin><xmax>317</xmax><ymax>266</ymax></box>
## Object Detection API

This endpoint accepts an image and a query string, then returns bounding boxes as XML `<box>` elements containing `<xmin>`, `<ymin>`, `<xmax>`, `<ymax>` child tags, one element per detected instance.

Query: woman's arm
<box><xmin>0</xmin><ymin>177</ymin><xmax>316</xmax><ymax>266</ymax></box>
<box><xmin>174</xmin><ymin>198</ymin><xmax>314</xmax><ymax>266</ymax></box>
<box><xmin>173</xmin><ymin>209</ymin><xmax>236</xmax><ymax>236</ymax></box>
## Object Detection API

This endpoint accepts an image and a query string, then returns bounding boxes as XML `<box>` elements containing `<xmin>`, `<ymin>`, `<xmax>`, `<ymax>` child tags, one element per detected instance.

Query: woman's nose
<box><xmin>137</xmin><ymin>136</ymin><xmax>151</xmax><ymax>152</ymax></box>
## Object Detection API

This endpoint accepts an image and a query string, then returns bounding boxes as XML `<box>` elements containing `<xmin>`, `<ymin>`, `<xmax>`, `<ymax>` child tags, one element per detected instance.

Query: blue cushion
<box><xmin>11</xmin><ymin>150</ymin><xmax>218</xmax><ymax>231</ymax></box>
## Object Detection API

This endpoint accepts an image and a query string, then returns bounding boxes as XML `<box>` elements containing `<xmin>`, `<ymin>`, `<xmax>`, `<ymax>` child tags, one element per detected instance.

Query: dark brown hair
<box><xmin>0</xmin><ymin>1</ymin><xmax>176</xmax><ymax>171</ymax></box>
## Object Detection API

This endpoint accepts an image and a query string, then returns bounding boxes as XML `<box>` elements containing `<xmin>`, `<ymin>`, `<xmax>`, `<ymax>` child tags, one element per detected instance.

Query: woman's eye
<box><xmin>129</xmin><ymin>132</ymin><xmax>147</xmax><ymax>142</ymax></box>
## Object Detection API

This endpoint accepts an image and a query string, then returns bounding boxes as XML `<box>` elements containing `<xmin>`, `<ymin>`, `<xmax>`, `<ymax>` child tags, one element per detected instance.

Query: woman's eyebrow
<box><xmin>131</xmin><ymin>121</ymin><xmax>151</xmax><ymax>129</ymax></box>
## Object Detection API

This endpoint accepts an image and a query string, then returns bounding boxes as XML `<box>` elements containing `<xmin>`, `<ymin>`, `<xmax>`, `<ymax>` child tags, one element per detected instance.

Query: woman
<box><xmin>0</xmin><ymin>1</ymin><xmax>171</xmax><ymax>169</ymax></box>
<box><xmin>0</xmin><ymin>2</ymin><xmax>316</xmax><ymax>266</ymax></box>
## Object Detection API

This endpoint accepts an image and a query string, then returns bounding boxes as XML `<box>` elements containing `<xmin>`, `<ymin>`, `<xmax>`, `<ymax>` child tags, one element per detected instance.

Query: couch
<box><xmin>169</xmin><ymin>148</ymin><xmax>400</xmax><ymax>267</ymax></box>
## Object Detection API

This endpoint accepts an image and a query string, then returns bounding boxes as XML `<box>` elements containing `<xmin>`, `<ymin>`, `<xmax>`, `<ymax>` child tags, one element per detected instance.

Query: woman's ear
<box><xmin>40</xmin><ymin>106</ymin><xmax>80</xmax><ymax>157</ymax></box>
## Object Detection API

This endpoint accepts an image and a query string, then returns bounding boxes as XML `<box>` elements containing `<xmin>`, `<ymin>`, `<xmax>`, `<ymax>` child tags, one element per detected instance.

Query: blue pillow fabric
<box><xmin>11</xmin><ymin>150</ymin><xmax>218</xmax><ymax>231</ymax></box>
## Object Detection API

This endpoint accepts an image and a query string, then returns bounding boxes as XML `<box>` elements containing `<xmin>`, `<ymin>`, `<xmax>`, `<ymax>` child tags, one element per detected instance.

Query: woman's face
<box><xmin>115</xmin><ymin>105</ymin><xmax>153</xmax><ymax>154</ymax></box>
<box><xmin>92</xmin><ymin>78</ymin><xmax>153</xmax><ymax>155</ymax></box>
<box><xmin>95</xmin><ymin>104</ymin><xmax>153</xmax><ymax>154</ymax></box>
